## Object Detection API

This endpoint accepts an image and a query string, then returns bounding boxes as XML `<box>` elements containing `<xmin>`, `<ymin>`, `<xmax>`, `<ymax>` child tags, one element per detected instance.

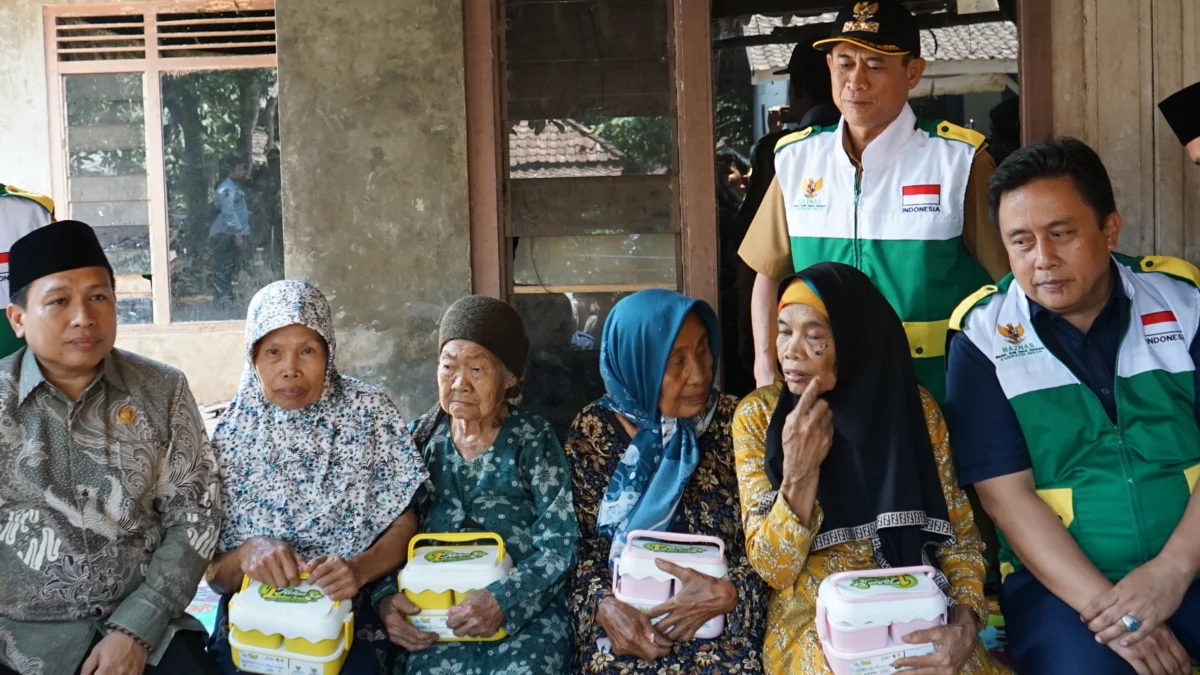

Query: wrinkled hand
<box><xmin>891</xmin><ymin>606</ymin><xmax>977</xmax><ymax>675</ymax></box>
<box><xmin>240</xmin><ymin>537</ymin><xmax>304</xmax><ymax>589</ymax></box>
<box><xmin>780</xmin><ymin>377</ymin><xmax>833</xmax><ymax>484</ymax></box>
<box><xmin>445</xmin><ymin>589</ymin><xmax>505</xmax><ymax>639</ymax></box>
<box><xmin>1083</xmin><ymin>556</ymin><xmax>1193</xmax><ymax>648</ymax></box>
<box><xmin>596</xmin><ymin>595</ymin><xmax>672</xmax><ymax>662</ymax></box>
<box><xmin>79</xmin><ymin>631</ymin><xmax>147</xmax><ymax>675</ymax></box>
<box><xmin>304</xmin><ymin>555</ymin><xmax>362</xmax><ymax>601</ymax></box>
<box><xmin>380</xmin><ymin>593</ymin><xmax>439</xmax><ymax>652</ymax></box>
<box><xmin>1106</xmin><ymin>624</ymin><xmax>1192</xmax><ymax>675</ymax></box>
<box><xmin>647</xmin><ymin>560</ymin><xmax>736</xmax><ymax>643</ymax></box>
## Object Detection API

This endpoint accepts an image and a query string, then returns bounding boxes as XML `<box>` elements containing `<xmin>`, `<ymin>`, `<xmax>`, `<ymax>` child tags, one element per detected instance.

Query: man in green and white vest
<box><xmin>738</xmin><ymin>0</ymin><xmax>1009</xmax><ymax>403</ymax></box>
<box><xmin>0</xmin><ymin>184</ymin><xmax>53</xmax><ymax>358</ymax></box>
<box><xmin>946</xmin><ymin>138</ymin><xmax>1200</xmax><ymax>674</ymax></box>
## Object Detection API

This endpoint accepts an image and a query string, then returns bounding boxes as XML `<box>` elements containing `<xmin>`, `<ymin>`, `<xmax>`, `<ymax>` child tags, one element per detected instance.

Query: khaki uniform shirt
<box><xmin>0</xmin><ymin>348</ymin><xmax>221</xmax><ymax>675</ymax></box>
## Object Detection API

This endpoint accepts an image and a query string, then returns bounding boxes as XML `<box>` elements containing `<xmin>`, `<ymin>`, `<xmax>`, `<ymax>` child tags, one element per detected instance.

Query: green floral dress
<box><xmin>375</xmin><ymin>408</ymin><xmax>580</xmax><ymax>675</ymax></box>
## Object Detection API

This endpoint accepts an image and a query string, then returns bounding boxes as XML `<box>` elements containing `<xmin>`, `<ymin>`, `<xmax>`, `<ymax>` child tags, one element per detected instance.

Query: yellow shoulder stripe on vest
<box><xmin>936</xmin><ymin>121</ymin><xmax>986</xmax><ymax>150</ymax></box>
<box><xmin>0</xmin><ymin>184</ymin><xmax>54</xmax><ymax>216</ymax></box>
<box><xmin>949</xmin><ymin>284</ymin><xmax>999</xmax><ymax>331</ymax></box>
<box><xmin>1140</xmin><ymin>255</ymin><xmax>1200</xmax><ymax>287</ymax></box>
<box><xmin>774</xmin><ymin>127</ymin><xmax>816</xmax><ymax>153</ymax></box>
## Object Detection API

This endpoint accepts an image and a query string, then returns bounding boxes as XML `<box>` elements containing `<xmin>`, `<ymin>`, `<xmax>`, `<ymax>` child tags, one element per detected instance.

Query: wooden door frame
<box><xmin>1017</xmin><ymin>0</ymin><xmax>1054</xmax><ymax>144</ymax></box>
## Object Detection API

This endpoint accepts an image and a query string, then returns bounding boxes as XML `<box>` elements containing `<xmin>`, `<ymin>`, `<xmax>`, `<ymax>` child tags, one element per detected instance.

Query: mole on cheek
<box><xmin>813</xmin><ymin>341</ymin><xmax>828</xmax><ymax>357</ymax></box>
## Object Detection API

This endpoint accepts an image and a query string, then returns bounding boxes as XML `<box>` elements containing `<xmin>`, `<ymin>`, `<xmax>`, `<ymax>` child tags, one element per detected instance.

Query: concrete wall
<box><xmin>277</xmin><ymin>0</ymin><xmax>470</xmax><ymax>418</ymax></box>
<box><xmin>1051</xmin><ymin>0</ymin><xmax>1200</xmax><ymax>264</ymax></box>
<box><xmin>0</xmin><ymin>0</ymin><xmax>249</xmax><ymax>405</ymax></box>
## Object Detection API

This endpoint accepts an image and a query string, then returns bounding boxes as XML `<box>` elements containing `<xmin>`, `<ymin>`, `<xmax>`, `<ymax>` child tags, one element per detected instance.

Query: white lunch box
<box><xmin>612</xmin><ymin>530</ymin><xmax>729</xmax><ymax>639</ymax></box>
<box><xmin>228</xmin><ymin>573</ymin><xmax>353</xmax><ymax>675</ymax></box>
<box><xmin>398</xmin><ymin>532</ymin><xmax>514</xmax><ymax>641</ymax></box>
<box><xmin>816</xmin><ymin>566</ymin><xmax>948</xmax><ymax>675</ymax></box>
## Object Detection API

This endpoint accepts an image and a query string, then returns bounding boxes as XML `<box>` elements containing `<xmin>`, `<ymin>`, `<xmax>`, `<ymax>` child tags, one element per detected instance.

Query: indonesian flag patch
<box><xmin>902</xmin><ymin>184</ymin><xmax>941</xmax><ymax>206</ymax></box>
<box><xmin>1143</xmin><ymin>310</ymin><xmax>1184</xmax><ymax>345</ymax></box>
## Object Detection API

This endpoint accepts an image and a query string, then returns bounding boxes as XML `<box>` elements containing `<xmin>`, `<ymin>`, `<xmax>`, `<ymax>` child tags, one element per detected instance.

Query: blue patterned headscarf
<box><xmin>595</xmin><ymin>289</ymin><xmax>721</xmax><ymax>563</ymax></box>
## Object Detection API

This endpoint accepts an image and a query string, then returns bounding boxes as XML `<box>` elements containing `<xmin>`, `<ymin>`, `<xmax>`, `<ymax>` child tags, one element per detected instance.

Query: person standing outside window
<box><xmin>737</xmin><ymin>0</ymin><xmax>1009</xmax><ymax>403</ymax></box>
<box><xmin>209</xmin><ymin>153</ymin><xmax>251</xmax><ymax>309</ymax></box>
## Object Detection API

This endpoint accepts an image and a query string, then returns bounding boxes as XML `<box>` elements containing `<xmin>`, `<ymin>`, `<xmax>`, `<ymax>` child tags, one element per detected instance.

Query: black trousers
<box><xmin>0</xmin><ymin>630</ymin><xmax>220</xmax><ymax>675</ymax></box>
<box><xmin>209</xmin><ymin>233</ymin><xmax>241</xmax><ymax>305</ymax></box>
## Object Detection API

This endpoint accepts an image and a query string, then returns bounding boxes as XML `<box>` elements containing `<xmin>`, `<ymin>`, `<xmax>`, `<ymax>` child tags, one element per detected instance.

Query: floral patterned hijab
<box><xmin>213</xmin><ymin>280</ymin><xmax>428</xmax><ymax>560</ymax></box>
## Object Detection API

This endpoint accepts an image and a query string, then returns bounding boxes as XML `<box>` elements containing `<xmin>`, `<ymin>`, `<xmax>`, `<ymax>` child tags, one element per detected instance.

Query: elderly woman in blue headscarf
<box><xmin>564</xmin><ymin>290</ymin><xmax>768</xmax><ymax>674</ymax></box>
<box><xmin>204</xmin><ymin>280</ymin><xmax>429</xmax><ymax>674</ymax></box>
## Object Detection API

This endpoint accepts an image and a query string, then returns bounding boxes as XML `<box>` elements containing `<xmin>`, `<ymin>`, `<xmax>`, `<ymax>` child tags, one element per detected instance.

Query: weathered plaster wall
<box><xmin>277</xmin><ymin>0</ymin><xmax>470</xmax><ymax>418</ymax></box>
<box><xmin>0</xmin><ymin>0</ymin><xmax>245</xmax><ymax>406</ymax></box>
<box><xmin>1051</xmin><ymin>0</ymin><xmax>1200</xmax><ymax>264</ymax></box>
<box><xmin>0</xmin><ymin>0</ymin><xmax>82</xmax><ymax>192</ymax></box>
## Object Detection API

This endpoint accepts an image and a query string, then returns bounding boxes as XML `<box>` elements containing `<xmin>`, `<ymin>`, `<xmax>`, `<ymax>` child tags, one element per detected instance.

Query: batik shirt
<box><xmin>733</xmin><ymin>384</ymin><xmax>1006</xmax><ymax>674</ymax></box>
<box><xmin>0</xmin><ymin>348</ymin><xmax>221</xmax><ymax>675</ymax></box>
<box><xmin>565</xmin><ymin>395</ymin><xmax>769</xmax><ymax>674</ymax></box>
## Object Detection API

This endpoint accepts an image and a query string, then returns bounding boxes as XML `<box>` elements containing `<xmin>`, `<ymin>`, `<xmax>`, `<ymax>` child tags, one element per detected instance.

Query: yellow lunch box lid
<box><xmin>399</xmin><ymin>532</ymin><xmax>514</xmax><ymax>594</ymax></box>
<box><xmin>229</xmin><ymin>573</ymin><xmax>353</xmax><ymax>644</ymax></box>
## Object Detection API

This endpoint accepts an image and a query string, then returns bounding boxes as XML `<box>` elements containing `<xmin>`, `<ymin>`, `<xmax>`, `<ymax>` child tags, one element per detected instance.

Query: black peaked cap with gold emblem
<box><xmin>814</xmin><ymin>0</ymin><xmax>921</xmax><ymax>58</ymax></box>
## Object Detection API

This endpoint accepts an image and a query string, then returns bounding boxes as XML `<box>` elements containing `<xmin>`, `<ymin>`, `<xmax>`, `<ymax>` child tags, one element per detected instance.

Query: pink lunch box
<box><xmin>815</xmin><ymin>566</ymin><xmax>947</xmax><ymax>674</ymax></box>
<box><xmin>611</xmin><ymin>530</ymin><xmax>729</xmax><ymax>639</ymax></box>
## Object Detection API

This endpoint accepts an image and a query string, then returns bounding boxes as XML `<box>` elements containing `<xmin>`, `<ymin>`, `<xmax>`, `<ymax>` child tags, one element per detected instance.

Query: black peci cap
<box><xmin>1159</xmin><ymin>82</ymin><xmax>1200</xmax><ymax>147</ymax></box>
<box><xmin>9</xmin><ymin>220</ymin><xmax>113</xmax><ymax>295</ymax></box>
<box><xmin>813</xmin><ymin>0</ymin><xmax>921</xmax><ymax>58</ymax></box>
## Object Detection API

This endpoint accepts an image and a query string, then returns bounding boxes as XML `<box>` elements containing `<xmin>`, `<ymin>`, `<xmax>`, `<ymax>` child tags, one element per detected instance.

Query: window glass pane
<box><xmin>64</xmin><ymin>73</ymin><xmax>150</xmax><ymax>324</ymax></box>
<box><xmin>162</xmin><ymin>68</ymin><xmax>282</xmax><ymax>322</ymax></box>
<box><xmin>515</xmin><ymin>292</ymin><xmax>624</xmax><ymax>436</ymax></box>
<box><xmin>505</xmin><ymin>1</ymin><xmax>676</xmax><ymax>431</ymax></box>
<box><xmin>512</xmin><ymin>233</ymin><xmax>676</xmax><ymax>287</ymax></box>
<box><xmin>510</xmin><ymin>117</ymin><xmax>672</xmax><ymax>177</ymax></box>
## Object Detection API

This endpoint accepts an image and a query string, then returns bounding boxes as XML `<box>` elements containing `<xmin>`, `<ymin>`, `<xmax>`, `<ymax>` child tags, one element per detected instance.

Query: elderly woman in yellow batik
<box><xmin>732</xmin><ymin>262</ymin><xmax>1009</xmax><ymax>675</ymax></box>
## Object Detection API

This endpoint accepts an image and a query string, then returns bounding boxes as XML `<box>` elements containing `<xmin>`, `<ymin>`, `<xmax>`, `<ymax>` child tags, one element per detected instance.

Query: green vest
<box><xmin>0</xmin><ymin>184</ymin><xmax>55</xmax><ymax>359</ymax></box>
<box><xmin>953</xmin><ymin>255</ymin><xmax>1200</xmax><ymax>580</ymax></box>
<box><xmin>774</xmin><ymin>105</ymin><xmax>992</xmax><ymax>402</ymax></box>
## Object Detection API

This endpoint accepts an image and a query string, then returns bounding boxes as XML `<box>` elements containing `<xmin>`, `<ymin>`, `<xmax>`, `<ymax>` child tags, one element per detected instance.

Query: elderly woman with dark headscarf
<box><xmin>564</xmin><ymin>289</ymin><xmax>768</xmax><ymax>674</ymax></box>
<box><xmin>732</xmin><ymin>263</ymin><xmax>1006</xmax><ymax>675</ymax></box>
<box><xmin>373</xmin><ymin>295</ymin><xmax>579</xmax><ymax>675</ymax></box>
<box><xmin>204</xmin><ymin>280</ymin><xmax>429</xmax><ymax>674</ymax></box>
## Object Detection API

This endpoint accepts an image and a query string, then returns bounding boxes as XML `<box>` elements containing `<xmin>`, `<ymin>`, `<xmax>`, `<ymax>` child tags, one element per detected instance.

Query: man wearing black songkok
<box><xmin>0</xmin><ymin>220</ymin><xmax>221</xmax><ymax>675</ymax></box>
<box><xmin>1159</xmin><ymin>81</ymin><xmax>1200</xmax><ymax>165</ymax></box>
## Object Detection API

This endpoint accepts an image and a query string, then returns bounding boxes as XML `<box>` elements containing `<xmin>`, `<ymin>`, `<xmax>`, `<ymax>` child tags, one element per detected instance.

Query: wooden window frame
<box><xmin>43</xmin><ymin>0</ymin><xmax>276</xmax><ymax>331</ymax></box>
<box><xmin>463</xmin><ymin>0</ymin><xmax>720</xmax><ymax>313</ymax></box>
<box><xmin>1017</xmin><ymin>0</ymin><xmax>1054</xmax><ymax>145</ymax></box>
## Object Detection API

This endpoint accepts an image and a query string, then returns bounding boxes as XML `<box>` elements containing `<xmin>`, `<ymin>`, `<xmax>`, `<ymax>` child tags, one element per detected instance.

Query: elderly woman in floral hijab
<box><xmin>373</xmin><ymin>295</ymin><xmax>579</xmax><ymax>675</ymax></box>
<box><xmin>205</xmin><ymin>280</ymin><xmax>429</xmax><ymax>675</ymax></box>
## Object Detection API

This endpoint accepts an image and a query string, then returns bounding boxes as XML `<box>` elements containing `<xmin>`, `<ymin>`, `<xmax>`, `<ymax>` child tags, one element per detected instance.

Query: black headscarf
<box><xmin>764</xmin><ymin>262</ymin><xmax>954</xmax><ymax>577</ymax></box>
<box><xmin>411</xmin><ymin>295</ymin><xmax>529</xmax><ymax>448</ymax></box>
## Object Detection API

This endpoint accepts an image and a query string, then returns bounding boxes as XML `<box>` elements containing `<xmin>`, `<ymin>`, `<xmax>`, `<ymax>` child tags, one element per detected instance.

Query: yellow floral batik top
<box><xmin>732</xmin><ymin>383</ymin><xmax>1009</xmax><ymax>675</ymax></box>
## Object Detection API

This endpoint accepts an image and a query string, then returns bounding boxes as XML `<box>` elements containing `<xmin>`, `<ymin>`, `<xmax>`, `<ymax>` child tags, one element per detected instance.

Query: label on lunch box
<box><xmin>837</xmin><ymin>573</ymin><xmax>927</xmax><ymax>597</ymax></box>
<box><xmin>236</xmin><ymin>651</ymin><xmax>287</xmax><ymax>675</ymax></box>
<box><xmin>846</xmin><ymin>644</ymin><xmax>935</xmax><ymax>675</ymax></box>
<box><xmin>257</xmin><ymin>585</ymin><xmax>325</xmax><ymax>604</ymax></box>
<box><xmin>415</xmin><ymin>546</ymin><xmax>496</xmax><ymax>566</ymax></box>
<box><xmin>410</xmin><ymin>613</ymin><xmax>479</xmax><ymax>640</ymax></box>
<box><xmin>634</xmin><ymin>540</ymin><xmax>719</xmax><ymax>558</ymax></box>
